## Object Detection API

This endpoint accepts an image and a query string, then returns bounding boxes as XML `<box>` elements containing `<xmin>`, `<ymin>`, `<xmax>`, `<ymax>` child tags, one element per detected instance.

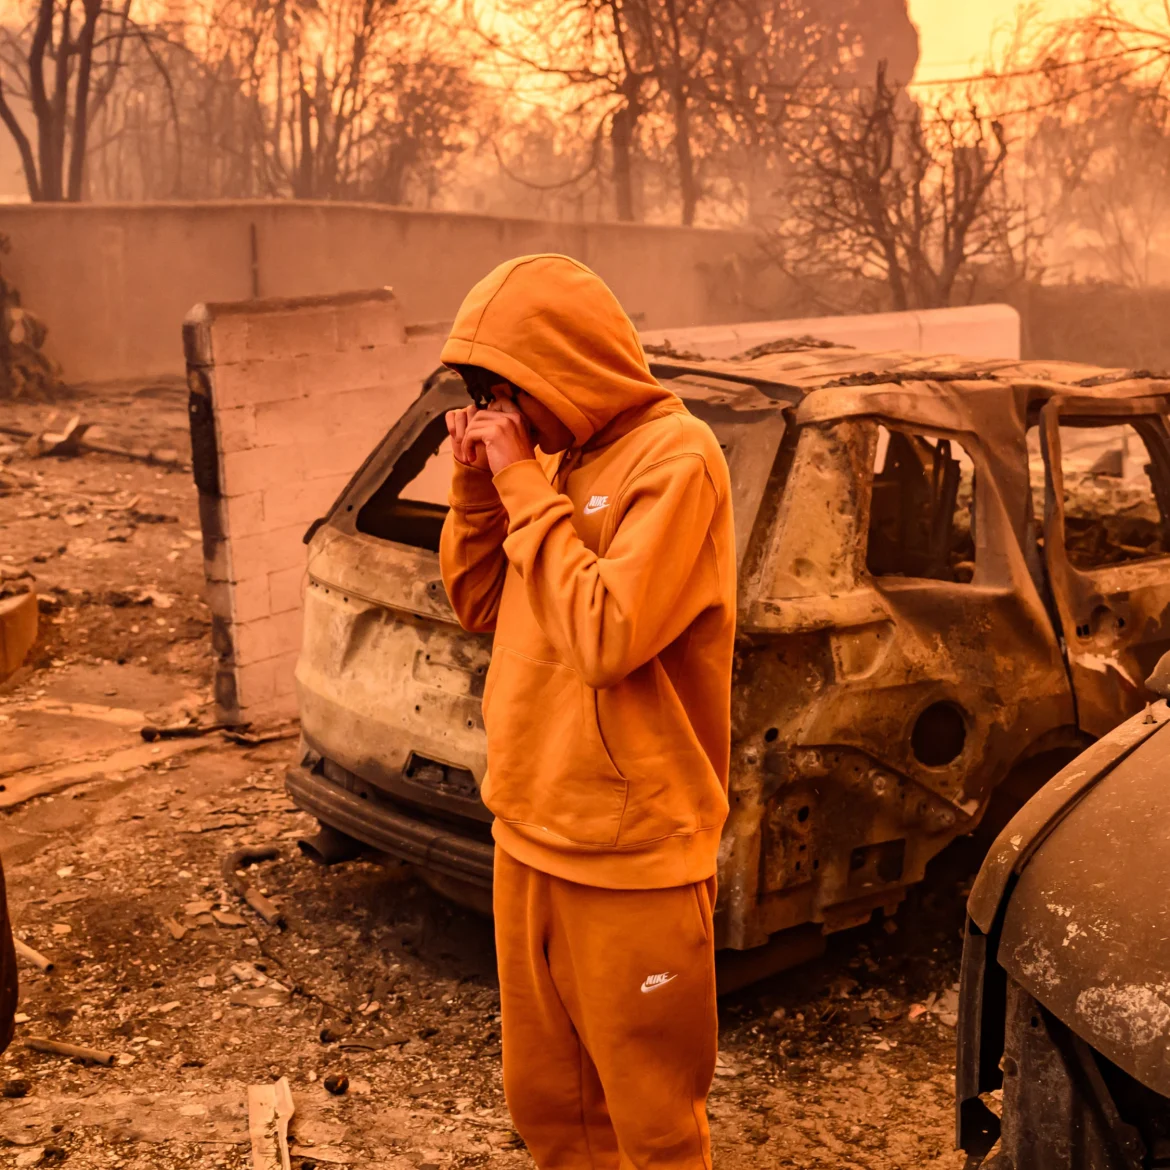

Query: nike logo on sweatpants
<box><xmin>640</xmin><ymin>972</ymin><xmax>678</xmax><ymax>993</ymax></box>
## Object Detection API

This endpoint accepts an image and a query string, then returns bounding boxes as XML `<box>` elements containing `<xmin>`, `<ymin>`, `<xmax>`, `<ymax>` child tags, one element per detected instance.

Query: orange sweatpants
<box><xmin>493</xmin><ymin>847</ymin><xmax>718</xmax><ymax>1170</ymax></box>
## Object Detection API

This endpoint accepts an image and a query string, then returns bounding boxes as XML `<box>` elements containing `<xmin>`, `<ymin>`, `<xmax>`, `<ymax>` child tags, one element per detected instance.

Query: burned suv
<box><xmin>287</xmin><ymin>342</ymin><xmax>1170</xmax><ymax>967</ymax></box>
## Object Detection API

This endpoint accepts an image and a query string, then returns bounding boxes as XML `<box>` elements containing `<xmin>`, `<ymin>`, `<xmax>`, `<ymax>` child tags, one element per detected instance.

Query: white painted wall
<box><xmin>641</xmin><ymin>304</ymin><xmax>1021</xmax><ymax>361</ymax></box>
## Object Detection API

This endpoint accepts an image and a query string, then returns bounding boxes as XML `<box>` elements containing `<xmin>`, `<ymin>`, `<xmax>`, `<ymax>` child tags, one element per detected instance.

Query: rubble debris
<box><xmin>229</xmin><ymin>961</ymin><xmax>269</xmax><ymax>985</ymax></box>
<box><xmin>223</xmin><ymin>725</ymin><xmax>299</xmax><ymax>747</ymax></box>
<box><xmin>0</xmin><ymin>587</ymin><xmax>38</xmax><ymax>683</ymax></box>
<box><xmin>25</xmin><ymin>1036</ymin><xmax>117</xmax><ymax>1066</ymax></box>
<box><xmin>13</xmin><ymin>938</ymin><xmax>54</xmax><ymax>973</ymax></box>
<box><xmin>289</xmin><ymin>1146</ymin><xmax>352</xmax><ymax>1165</ymax></box>
<box><xmin>23</xmin><ymin>415</ymin><xmax>90</xmax><ymax>458</ymax></box>
<box><xmin>141</xmin><ymin>719</ymin><xmax>232</xmax><ymax>742</ymax></box>
<box><xmin>231</xmin><ymin>985</ymin><xmax>292</xmax><ymax>1009</ymax></box>
<box><xmin>3</xmin><ymin>1078</ymin><xmax>31</xmax><ymax>1098</ymax></box>
<box><xmin>223</xmin><ymin>844</ymin><xmax>286</xmax><ymax>927</ymax></box>
<box><xmin>0</xmin><ymin>235</ymin><xmax>61</xmax><ymax>400</ymax></box>
<box><xmin>0</xmin><ymin>422</ymin><xmax>191</xmax><ymax>470</ymax></box>
<box><xmin>247</xmin><ymin>1076</ymin><xmax>295</xmax><ymax>1170</ymax></box>
<box><xmin>323</xmin><ymin>1072</ymin><xmax>350</xmax><ymax>1096</ymax></box>
<box><xmin>641</xmin><ymin>340</ymin><xmax>711</xmax><ymax>362</ymax></box>
<box><xmin>907</xmin><ymin>986</ymin><xmax>960</xmax><ymax>1028</ymax></box>
<box><xmin>732</xmin><ymin>335</ymin><xmax>843</xmax><ymax>360</ymax></box>
<box><xmin>0</xmin><ymin>736</ymin><xmax>215</xmax><ymax>810</ymax></box>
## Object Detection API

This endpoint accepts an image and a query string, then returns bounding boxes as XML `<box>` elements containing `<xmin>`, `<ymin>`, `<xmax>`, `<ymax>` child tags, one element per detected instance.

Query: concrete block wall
<box><xmin>185</xmin><ymin>289</ymin><xmax>444</xmax><ymax>726</ymax></box>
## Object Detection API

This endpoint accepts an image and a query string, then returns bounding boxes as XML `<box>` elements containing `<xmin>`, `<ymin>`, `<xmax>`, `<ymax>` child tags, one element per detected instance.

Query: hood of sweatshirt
<box><xmin>440</xmin><ymin>254</ymin><xmax>677</xmax><ymax>447</ymax></box>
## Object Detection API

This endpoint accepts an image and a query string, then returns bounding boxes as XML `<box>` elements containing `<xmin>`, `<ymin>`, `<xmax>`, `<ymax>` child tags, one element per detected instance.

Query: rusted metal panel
<box><xmin>996</xmin><ymin>720</ymin><xmax>1170</xmax><ymax>1097</ymax></box>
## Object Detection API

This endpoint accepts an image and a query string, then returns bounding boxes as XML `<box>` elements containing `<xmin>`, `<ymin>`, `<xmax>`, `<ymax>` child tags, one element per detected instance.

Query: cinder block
<box><xmin>220</xmin><ymin>446</ymin><xmax>297</xmax><ymax>499</ymax></box>
<box><xmin>254</xmin><ymin>385</ymin><xmax>400</xmax><ymax>451</ymax></box>
<box><xmin>268</xmin><ymin>565</ymin><xmax>306</xmax><ymax>615</ymax></box>
<box><xmin>212</xmin><ymin>358</ymin><xmax>307</xmax><ymax>410</ymax></box>
<box><xmin>262</xmin><ymin>476</ymin><xmax>348</xmax><ymax>532</ymax></box>
<box><xmin>229</xmin><ymin>524</ymin><xmax>307</xmax><ymax>584</ymax></box>
<box><xmin>231</xmin><ymin>575</ymin><xmax>271</xmax><ymax>625</ymax></box>
<box><xmin>272</xmin><ymin>649</ymin><xmax>302</xmax><ymax>697</ymax></box>
<box><xmin>294</xmin><ymin>347</ymin><xmax>398</xmax><ymax>397</ymax></box>
<box><xmin>215</xmin><ymin>405</ymin><xmax>258</xmax><ymax>455</ymax></box>
<box><xmin>234</xmin><ymin>657</ymin><xmax>279</xmax><ymax>707</ymax></box>
<box><xmin>335</xmin><ymin>298</ymin><xmax>407</xmax><ymax>351</ymax></box>
<box><xmin>201</xmin><ymin>535</ymin><xmax>232</xmax><ymax>583</ymax></box>
<box><xmin>234</xmin><ymin>608</ymin><xmax>303</xmax><ymax>667</ymax></box>
<box><xmin>202</xmin><ymin>579</ymin><xmax>234</xmax><ymax>621</ymax></box>
<box><xmin>219</xmin><ymin>491</ymin><xmax>267</xmax><ymax>539</ymax></box>
<box><xmin>212</xmin><ymin>306</ymin><xmax>339</xmax><ymax>365</ymax></box>
<box><xmin>0</xmin><ymin>591</ymin><xmax>38</xmax><ymax>681</ymax></box>
<box><xmin>214</xmin><ymin>667</ymin><xmax>239</xmax><ymax>720</ymax></box>
<box><xmin>294</xmin><ymin>432</ymin><xmax>385</xmax><ymax>481</ymax></box>
<box><xmin>239</xmin><ymin>694</ymin><xmax>300</xmax><ymax>727</ymax></box>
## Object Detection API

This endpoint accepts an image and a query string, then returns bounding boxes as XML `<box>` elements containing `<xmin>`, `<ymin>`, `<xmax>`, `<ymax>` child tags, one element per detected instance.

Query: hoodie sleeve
<box><xmin>492</xmin><ymin>454</ymin><xmax>722</xmax><ymax>689</ymax></box>
<box><xmin>439</xmin><ymin>463</ymin><xmax>510</xmax><ymax>633</ymax></box>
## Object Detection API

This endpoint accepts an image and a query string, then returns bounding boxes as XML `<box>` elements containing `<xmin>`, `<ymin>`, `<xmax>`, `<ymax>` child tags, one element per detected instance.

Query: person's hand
<box><xmin>463</xmin><ymin>400</ymin><xmax>537</xmax><ymax>475</ymax></box>
<box><xmin>446</xmin><ymin>405</ymin><xmax>491</xmax><ymax>472</ymax></box>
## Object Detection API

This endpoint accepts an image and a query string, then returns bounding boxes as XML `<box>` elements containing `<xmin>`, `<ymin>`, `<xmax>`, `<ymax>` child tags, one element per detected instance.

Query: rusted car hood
<box><xmin>982</xmin><ymin>705</ymin><xmax>1170</xmax><ymax>1094</ymax></box>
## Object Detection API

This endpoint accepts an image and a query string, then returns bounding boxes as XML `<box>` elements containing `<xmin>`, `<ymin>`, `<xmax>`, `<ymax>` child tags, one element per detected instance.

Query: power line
<box><xmin>906</xmin><ymin>42</ymin><xmax>1167</xmax><ymax>89</ymax></box>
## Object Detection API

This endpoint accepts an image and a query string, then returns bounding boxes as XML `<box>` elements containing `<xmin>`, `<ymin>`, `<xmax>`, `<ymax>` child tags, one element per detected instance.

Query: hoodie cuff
<box><xmin>449</xmin><ymin>461</ymin><xmax>500</xmax><ymax>510</ymax></box>
<box><xmin>493</xmin><ymin>459</ymin><xmax>560</xmax><ymax>529</ymax></box>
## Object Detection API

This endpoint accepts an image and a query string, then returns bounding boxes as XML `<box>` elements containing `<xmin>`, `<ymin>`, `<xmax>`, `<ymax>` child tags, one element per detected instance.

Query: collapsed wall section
<box><xmin>184</xmin><ymin>289</ymin><xmax>443</xmax><ymax>726</ymax></box>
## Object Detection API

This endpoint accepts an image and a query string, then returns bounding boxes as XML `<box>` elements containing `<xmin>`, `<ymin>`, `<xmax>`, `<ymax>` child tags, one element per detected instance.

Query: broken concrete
<box><xmin>0</xmin><ymin>589</ymin><xmax>37</xmax><ymax>682</ymax></box>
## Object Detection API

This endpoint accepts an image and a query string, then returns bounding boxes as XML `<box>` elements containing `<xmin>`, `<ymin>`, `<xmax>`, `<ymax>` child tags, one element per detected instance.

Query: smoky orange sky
<box><xmin>909</xmin><ymin>0</ymin><xmax>1153</xmax><ymax>82</ymax></box>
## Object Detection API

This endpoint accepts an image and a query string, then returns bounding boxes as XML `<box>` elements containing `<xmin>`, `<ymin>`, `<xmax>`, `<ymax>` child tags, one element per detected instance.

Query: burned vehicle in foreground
<box><xmin>956</xmin><ymin>651</ymin><xmax>1170</xmax><ymax>1169</ymax></box>
<box><xmin>287</xmin><ymin>342</ymin><xmax>1170</xmax><ymax>972</ymax></box>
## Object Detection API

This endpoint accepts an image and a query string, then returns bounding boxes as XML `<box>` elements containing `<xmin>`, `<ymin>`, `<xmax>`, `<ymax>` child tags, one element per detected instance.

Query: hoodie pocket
<box><xmin>481</xmin><ymin>646</ymin><xmax>627</xmax><ymax>847</ymax></box>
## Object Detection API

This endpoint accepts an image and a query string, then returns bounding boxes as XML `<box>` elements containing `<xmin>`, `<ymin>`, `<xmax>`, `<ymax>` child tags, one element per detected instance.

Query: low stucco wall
<box><xmin>0</xmin><ymin>201</ymin><xmax>764</xmax><ymax>384</ymax></box>
<box><xmin>641</xmin><ymin>304</ymin><xmax>1022</xmax><ymax>361</ymax></box>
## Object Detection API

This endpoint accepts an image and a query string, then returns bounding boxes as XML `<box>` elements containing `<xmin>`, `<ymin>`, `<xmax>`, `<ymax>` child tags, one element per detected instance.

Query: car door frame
<box><xmin>1039</xmin><ymin>395</ymin><xmax>1170</xmax><ymax>737</ymax></box>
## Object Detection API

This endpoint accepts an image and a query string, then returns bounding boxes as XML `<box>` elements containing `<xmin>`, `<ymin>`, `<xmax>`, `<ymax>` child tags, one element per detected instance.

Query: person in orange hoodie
<box><xmin>439</xmin><ymin>254</ymin><xmax>736</xmax><ymax>1170</ymax></box>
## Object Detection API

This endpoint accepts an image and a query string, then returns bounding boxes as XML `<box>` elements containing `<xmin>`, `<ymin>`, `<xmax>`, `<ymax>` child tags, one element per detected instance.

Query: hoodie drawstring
<box><xmin>552</xmin><ymin>449</ymin><xmax>582</xmax><ymax>494</ymax></box>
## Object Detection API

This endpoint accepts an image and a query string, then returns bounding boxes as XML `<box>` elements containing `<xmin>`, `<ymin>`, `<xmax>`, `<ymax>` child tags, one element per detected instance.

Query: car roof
<box><xmin>648</xmin><ymin>341</ymin><xmax>1170</xmax><ymax>434</ymax></box>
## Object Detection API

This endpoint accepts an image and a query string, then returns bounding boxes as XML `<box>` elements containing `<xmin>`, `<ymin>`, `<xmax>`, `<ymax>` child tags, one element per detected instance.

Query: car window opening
<box><xmin>1056</xmin><ymin>421</ymin><xmax>1170</xmax><ymax>569</ymax></box>
<box><xmin>355</xmin><ymin>415</ymin><xmax>453</xmax><ymax>552</ymax></box>
<box><xmin>867</xmin><ymin>425</ymin><xmax>976</xmax><ymax>583</ymax></box>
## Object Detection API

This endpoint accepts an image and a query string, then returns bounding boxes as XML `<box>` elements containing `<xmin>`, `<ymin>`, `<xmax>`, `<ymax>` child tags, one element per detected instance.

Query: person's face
<box><xmin>483</xmin><ymin>380</ymin><xmax>575</xmax><ymax>455</ymax></box>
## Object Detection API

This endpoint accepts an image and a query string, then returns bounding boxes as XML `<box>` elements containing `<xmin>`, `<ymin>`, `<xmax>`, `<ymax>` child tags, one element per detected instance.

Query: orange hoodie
<box><xmin>439</xmin><ymin>255</ymin><xmax>735</xmax><ymax>889</ymax></box>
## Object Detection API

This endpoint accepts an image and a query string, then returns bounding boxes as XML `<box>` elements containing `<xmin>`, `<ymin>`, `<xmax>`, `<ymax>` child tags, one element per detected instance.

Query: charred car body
<box><xmin>287</xmin><ymin>343</ymin><xmax>1170</xmax><ymax>961</ymax></box>
<box><xmin>956</xmin><ymin>652</ymin><xmax>1170</xmax><ymax>1169</ymax></box>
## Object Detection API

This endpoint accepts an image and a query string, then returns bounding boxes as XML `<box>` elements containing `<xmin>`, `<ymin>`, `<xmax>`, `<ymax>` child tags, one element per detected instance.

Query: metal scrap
<box><xmin>13</xmin><ymin>939</ymin><xmax>53</xmax><ymax>973</ymax></box>
<box><xmin>25</xmin><ymin>1037</ymin><xmax>116</xmax><ymax>1066</ymax></box>
<box><xmin>222</xmin><ymin>844</ymin><xmax>285</xmax><ymax>928</ymax></box>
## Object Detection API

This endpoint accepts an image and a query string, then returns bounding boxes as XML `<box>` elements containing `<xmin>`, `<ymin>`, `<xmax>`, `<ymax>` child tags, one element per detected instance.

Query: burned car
<box><xmin>956</xmin><ymin>651</ymin><xmax>1170</xmax><ymax>1169</ymax></box>
<box><xmin>287</xmin><ymin>342</ymin><xmax>1170</xmax><ymax>969</ymax></box>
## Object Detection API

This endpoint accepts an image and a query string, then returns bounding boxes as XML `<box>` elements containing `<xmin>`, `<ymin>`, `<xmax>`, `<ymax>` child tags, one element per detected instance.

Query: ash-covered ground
<box><xmin>1</xmin><ymin>387</ymin><xmax>968</xmax><ymax>1169</ymax></box>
